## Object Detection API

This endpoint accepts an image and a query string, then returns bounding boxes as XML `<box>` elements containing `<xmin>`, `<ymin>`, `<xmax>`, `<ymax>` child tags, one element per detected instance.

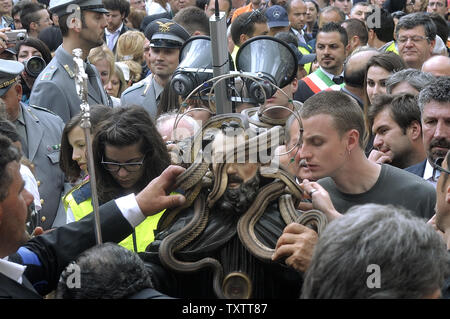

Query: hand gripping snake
<box><xmin>157</xmin><ymin>114</ymin><xmax>328</xmax><ymax>298</ymax></box>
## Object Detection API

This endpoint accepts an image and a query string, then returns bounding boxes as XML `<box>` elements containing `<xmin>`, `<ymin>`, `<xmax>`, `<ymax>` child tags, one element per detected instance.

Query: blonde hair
<box><xmin>112</xmin><ymin>64</ymin><xmax>128</xmax><ymax>97</ymax></box>
<box><xmin>88</xmin><ymin>45</ymin><xmax>115</xmax><ymax>81</ymax></box>
<box><xmin>116</xmin><ymin>30</ymin><xmax>145</xmax><ymax>83</ymax></box>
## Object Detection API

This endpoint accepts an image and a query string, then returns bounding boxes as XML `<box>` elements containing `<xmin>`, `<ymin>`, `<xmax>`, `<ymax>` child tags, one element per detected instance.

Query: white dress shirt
<box><xmin>423</xmin><ymin>160</ymin><xmax>438</xmax><ymax>187</ymax></box>
<box><xmin>0</xmin><ymin>257</ymin><xmax>27</xmax><ymax>284</ymax></box>
<box><xmin>319</xmin><ymin>66</ymin><xmax>344</xmax><ymax>81</ymax></box>
<box><xmin>105</xmin><ymin>23</ymin><xmax>123</xmax><ymax>51</ymax></box>
<box><xmin>291</xmin><ymin>27</ymin><xmax>307</xmax><ymax>46</ymax></box>
<box><xmin>0</xmin><ymin>193</ymin><xmax>145</xmax><ymax>284</ymax></box>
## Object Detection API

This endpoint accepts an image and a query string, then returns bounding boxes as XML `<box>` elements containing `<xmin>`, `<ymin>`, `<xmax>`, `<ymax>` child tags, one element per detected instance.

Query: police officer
<box><xmin>29</xmin><ymin>0</ymin><xmax>111</xmax><ymax>123</ymax></box>
<box><xmin>0</xmin><ymin>59</ymin><xmax>65</xmax><ymax>230</ymax></box>
<box><xmin>120</xmin><ymin>18</ymin><xmax>189</xmax><ymax>119</ymax></box>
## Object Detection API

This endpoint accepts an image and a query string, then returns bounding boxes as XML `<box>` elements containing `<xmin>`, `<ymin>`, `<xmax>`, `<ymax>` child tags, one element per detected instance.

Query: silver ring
<box><xmin>309</xmin><ymin>189</ymin><xmax>317</xmax><ymax>196</ymax></box>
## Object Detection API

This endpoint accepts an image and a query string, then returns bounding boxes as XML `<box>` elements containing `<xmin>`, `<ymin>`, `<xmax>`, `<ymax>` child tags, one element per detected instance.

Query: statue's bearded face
<box><xmin>211</xmin><ymin>131</ymin><xmax>261</xmax><ymax>215</ymax></box>
<box><xmin>216</xmin><ymin>170</ymin><xmax>261</xmax><ymax>215</ymax></box>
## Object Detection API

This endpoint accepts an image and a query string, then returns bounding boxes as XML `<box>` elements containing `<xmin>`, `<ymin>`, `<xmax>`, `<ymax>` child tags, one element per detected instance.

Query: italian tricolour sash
<box><xmin>303</xmin><ymin>68</ymin><xmax>344</xmax><ymax>94</ymax></box>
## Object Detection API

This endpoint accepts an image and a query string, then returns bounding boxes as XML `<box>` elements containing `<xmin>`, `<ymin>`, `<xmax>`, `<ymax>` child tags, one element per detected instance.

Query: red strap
<box><xmin>303</xmin><ymin>76</ymin><xmax>321</xmax><ymax>94</ymax></box>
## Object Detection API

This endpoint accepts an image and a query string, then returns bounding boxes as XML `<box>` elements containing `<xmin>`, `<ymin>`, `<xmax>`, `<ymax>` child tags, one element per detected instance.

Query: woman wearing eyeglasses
<box><xmin>93</xmin><ymin>106</ymin><xmax>171</xmax><ymax>252</ymax></box>
<box><xmin>60</xmin><ymin>106</ymin><xmax>171</xmax><ymax>252</ymax></box>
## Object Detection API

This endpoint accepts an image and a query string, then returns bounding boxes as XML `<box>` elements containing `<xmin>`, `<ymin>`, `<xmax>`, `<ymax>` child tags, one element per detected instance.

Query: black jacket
<box><xmin>0</xmin><ymin>200</ymin><xmax>132</xmax><ymax>299</ymax></box>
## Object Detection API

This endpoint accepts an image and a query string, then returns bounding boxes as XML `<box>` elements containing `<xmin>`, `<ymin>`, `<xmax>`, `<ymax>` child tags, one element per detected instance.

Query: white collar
<box><xmin>105</xmin><ymin>23</ymin><xmax>123</xmax><ymax>36</ymax></box>
<box><xmin>423</xmin><ymin>159</ymin><xmax>436</xmax><ymax>181</ymax></box>
<box><xmin>319</xmin><ymin>66</ymin><xmax>344</xmax><ymax>81</ymax></box>
<box><xmin>291</xmin><ymin>27</ymin><xmax>303</xmax><ymax>37</ymax></box>
<box><xmin>0</xmin><ymin>257</ymin><xmax>26</xmax><ymax>284</ymax></box>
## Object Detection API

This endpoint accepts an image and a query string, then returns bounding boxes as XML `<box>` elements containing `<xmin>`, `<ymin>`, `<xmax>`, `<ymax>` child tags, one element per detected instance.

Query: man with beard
<box><xmin>140</xmin><ymin>123</ymin><xmax>306</xmax><ymax>298</ymax></box>
<box><xmin>29</xmin><ymin>0</ymin><xmax>111</xmax><ymax>123</ymax></box>
<box><xmin>367</xmin><ymin>93</ymin><xmax>426</xmax><ymax>169</ymax></box>
<box><xmin>294</xmin><ymin>22</ymin><xmax>347</xmax><ymax>103</ymax></box>
<box><xmin>0</xmin><ymin>132</ymin><xmax>186</xmax><ymax>298</ymax></box>
<box><xmin>406</xmin><ymin>77</ymin><xmax>450</xmax><ymax>186</ymax></box>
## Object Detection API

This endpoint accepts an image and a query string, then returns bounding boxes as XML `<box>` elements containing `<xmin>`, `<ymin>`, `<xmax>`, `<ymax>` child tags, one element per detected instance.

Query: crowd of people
<box><xmin>0</xmin><ymin>0</ymin><xmax>450</xmax><ymax>300</ymax></box>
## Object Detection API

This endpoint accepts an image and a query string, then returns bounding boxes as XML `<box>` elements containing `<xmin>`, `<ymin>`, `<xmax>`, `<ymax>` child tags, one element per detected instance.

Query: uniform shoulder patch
<box><xmin>40</xmin><ymin>65</ymin><xmax>57</xmax><ymax>81</ymax></box>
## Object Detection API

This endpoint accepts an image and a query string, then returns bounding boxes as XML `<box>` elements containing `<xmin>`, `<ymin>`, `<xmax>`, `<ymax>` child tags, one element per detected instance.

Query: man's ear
<box><xmin>68</xmin><ymin>16</ymin><xmax>82</xmax><ymax>31</ymax></box>
<box><xmin>429</xmin><ymin>39</ymin><xmax>436</xmax><ymax>55</ymax></box>
<box><xmin>368</xmin><ymin>29</ymin><xmax>375</xmax><ymax>41</ymax></box>
<box><xmin>346</xmin><ymin>129</ymin><xmax>360</xmax><ymax>152</ymax></box>
<box><xmin>29</xmin><ymin>21</ymin><xmax>38</xmax><ymax>33</ymax></box>
<box><xmin>291</xmin><ymin>77</ymin><xmax>298</xmax><ymax>92</ymax></box>
<box><xmin>446</xmin><ymin>185</ymin><xmax>450</xmax><ymax>204</ymax></box>
<box><xmin>350</xmin><ymin>35</ymin><xmax>359</xmax><ymax>50</ymax></box>
<box><xmin>407</xmin><ymin>121</ymin><xmax>422</xmax><ymax>141</ymax></box>
<box><xmin>14</xmin><ymin>83</ymin><xmax>22</xmax><ymax>102</ymax></box>
<box><xmin>239</xmin><ymin>33</ymin><xmax>249</xmax><ymax>46</ymax></box>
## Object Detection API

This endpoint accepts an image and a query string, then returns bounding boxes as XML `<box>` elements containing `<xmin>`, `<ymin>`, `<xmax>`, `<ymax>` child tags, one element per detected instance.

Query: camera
<box><xmin>5</xmin><ymin>29</ymin><xmax>27</xmax><ymax>44</ymax></box>
<box><xmin>23</xmin><ymin>56</ymin><xmax>47</xmax><ymax>78</ymax></box>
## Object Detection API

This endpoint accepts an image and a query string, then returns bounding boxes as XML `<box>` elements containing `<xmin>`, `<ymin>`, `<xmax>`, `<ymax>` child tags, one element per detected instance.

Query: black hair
<box><xmin>366</xmin><ymin>8</ymin><xmax>394</xmax><ymax>43</ymax></box>
<box><xmin>103</xmin><ymin>0</ymin><xmax>131</xmax><ymax>18</ymax></box>
<box><xmin>230</xmin><ymin>10</ymin><xmax>268</xmax><ymax>46</ymax></box>
<box><xmin>318</xmin><ymin>22</ymin><xmax>348</xmax><ymax>47</ymax></box>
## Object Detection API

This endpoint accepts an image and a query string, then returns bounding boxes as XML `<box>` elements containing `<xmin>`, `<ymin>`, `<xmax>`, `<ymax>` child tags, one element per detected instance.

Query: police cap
<box><xmin>0</xmin><ymin>59</ymin><xmax>23</xmax><ymax>97</ymax></box>
<box><xmin>144</xmin><ymin>18</ymin><xmax>190</xmax><ymax>49</ymax></box>
<box><xmin>49</xmin><ymin>0</ymin><xmax>108</xmax><ymax>18</ymax></box>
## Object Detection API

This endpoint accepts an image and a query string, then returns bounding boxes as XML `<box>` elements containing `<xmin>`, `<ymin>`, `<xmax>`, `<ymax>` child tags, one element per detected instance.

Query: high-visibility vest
<box><xmin>384</xmin><ymin>41</ymin><xmax>398</xmax><ymax>54</ymax></box>
<box><xmin>63</xmin><ymin>179</ymin><xmax>164</xmax><ymax>252</ymax></box>
<box><xmin>302</xmin><ymin>68</ymin><xmax>344</xmax><ymax>94</ymax></box>
<box><xmin>298</xmin><ymin>43</ymin><xmax>314</xmax><ymax>74</ymax></box>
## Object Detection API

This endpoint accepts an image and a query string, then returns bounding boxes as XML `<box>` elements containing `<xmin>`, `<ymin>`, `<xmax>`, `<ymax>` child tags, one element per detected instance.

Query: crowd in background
<box><xmin>0</xmin><ymin>0</ymin><xmax>450</xmax><ymax>300</ymax></box>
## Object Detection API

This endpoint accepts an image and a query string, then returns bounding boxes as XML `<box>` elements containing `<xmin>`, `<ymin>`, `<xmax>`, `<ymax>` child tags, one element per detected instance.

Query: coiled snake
<box><xmin>156</xmin><ymin>115</ymin><xmax>328</xmax><ymax>298</ymax></box>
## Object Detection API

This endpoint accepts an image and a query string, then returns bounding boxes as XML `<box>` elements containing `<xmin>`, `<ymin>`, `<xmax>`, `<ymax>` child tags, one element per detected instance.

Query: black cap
<box><xmin>140</xmin><ymin>12</ymin><xmax>172</xmax><ymax>33</ymax></box>
<box><xmin>144</xmin><ymin>18</ymin><xmax>190</xmax><ymax>49</ymax></box>
<box><xmin>0</xmin><ymin>59</ymin><xmax>24</xmax><ymax>97</ymax></box>
<box><xmin>49</xmin><ymin>0</ymin><xmax>109</xmax><ymax>17</ymax></box>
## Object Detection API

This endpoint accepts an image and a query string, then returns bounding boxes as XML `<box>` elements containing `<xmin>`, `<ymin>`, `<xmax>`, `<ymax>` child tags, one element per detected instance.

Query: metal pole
<box><xmin>209</xmin><ymin>9</ymin><xmax>232</xmax><ymax>114</ymax></box>
<box><xmin>72</xmin><ymin>48</ymin><xmax>102</xmax><ymax>245</ymax></box>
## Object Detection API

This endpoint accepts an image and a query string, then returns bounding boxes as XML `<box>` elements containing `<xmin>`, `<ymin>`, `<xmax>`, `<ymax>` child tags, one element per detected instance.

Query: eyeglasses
<box><xmin>432</xmin><ymin>157</ymin><xmax>450</xmax><ymax>182</ymax></box>
<box><xmin>397</xmin><ymin>35</ymin><xmax>429</xmax><ymax>44</ymax></box>
<box><xmin>101</xmin><ymin>155</ymin><xmax>146</xmax><ymax>173</ymax></box>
